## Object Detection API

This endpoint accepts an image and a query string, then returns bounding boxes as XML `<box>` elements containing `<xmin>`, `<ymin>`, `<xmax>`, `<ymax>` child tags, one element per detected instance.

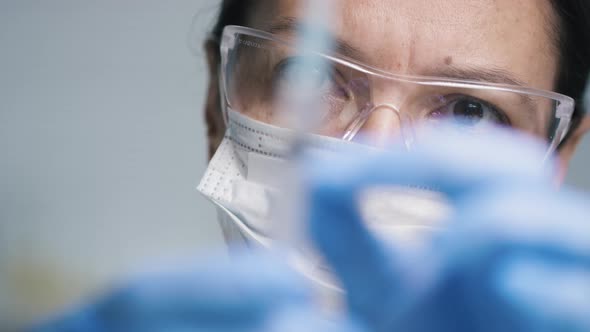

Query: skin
<box><xmin>204</xmin><ymin>0</ymin><xmax>590</xmax><ymax>183</ymax></box>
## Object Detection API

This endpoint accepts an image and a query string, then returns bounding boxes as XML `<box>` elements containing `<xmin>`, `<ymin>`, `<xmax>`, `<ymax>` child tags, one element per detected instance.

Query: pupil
<box><xmin>453</xmin><ymin>100</ymin><xmax>484</xmax><ymax>125</ymax></box>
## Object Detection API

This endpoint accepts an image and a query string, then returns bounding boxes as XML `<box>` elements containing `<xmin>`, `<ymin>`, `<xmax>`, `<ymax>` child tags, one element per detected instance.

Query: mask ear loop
<box><xmin>342</xmin><ymin>103</ymin><xmax>416</xmax><ymax>150</ymax></box>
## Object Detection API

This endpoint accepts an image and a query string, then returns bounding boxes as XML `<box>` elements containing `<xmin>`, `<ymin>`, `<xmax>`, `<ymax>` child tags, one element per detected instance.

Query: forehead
<box><xmin>247</xmin><ymin>0</ymin><xmax>559</xmax><ymax>90</ymax></box>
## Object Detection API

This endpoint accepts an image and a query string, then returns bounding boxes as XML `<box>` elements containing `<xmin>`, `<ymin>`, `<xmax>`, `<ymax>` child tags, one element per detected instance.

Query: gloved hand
<box><xmin>30</xmin><ymin>252</ymin><xmax>361</xmax><ymax>332</ymax></box>
<box><xmin>304</xmin><ymin>128</ymin><xmax>590</xmax><ymax>332</ymax></box>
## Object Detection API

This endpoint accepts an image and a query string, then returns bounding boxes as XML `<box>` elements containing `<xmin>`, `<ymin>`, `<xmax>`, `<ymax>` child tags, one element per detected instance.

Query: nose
<box><xmin>353</xmin><ymin>104</ymin><xmax>410</xmax><ymax>148</ymax></box>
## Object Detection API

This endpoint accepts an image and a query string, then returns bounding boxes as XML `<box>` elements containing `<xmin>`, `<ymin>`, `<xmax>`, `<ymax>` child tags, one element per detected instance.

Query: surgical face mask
<box><xmin>197</xmin><ymin>108</ymin><xmax>451</xmax><ymax>291</ymax></box>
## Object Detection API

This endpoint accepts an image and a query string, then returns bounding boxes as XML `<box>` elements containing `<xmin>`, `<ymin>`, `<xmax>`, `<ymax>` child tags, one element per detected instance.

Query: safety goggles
<box><xmin>219</xmin><ymin>25</ymin><xmax>575</xmax><ymax>154</ymax></box>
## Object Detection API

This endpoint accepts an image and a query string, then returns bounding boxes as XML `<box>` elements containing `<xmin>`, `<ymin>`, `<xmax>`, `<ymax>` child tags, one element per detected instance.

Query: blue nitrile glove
<box><xmin>31</xmin><ymin>128</ymin><xmax>590</xmax><ymax>332</ymax></box>
<box><xmin>305</xmin><ymin>128</ymin><xmax>590</xmax><ymax>332</ymax></box>
<box><xmin>30</xmin><ymin>251</ymin><xmax>363</xmax><ymax>332</ymax></box>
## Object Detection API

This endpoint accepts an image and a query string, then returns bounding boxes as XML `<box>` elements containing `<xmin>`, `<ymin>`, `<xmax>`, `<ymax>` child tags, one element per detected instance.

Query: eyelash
<box><xmin>436</xmin><ymin>94</ymin><xmax>512</xmax><ymax>126</ymax></box>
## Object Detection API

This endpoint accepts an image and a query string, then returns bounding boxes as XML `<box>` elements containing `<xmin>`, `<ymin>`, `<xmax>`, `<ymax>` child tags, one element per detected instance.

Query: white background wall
<box><xmin>1</xmin><ymin>1</ymin><xmax>590</xmax><ymax>329</ymax></box>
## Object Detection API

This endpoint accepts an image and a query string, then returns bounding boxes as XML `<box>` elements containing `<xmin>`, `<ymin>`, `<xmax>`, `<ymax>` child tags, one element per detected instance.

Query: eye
<box><xmin>427</xmin><ymin>96</ymin><xmax>510</xmax><ymax>128</ymax></box>
<box><xmin>275</xmin><ymin>57</ymin><xmax>329</xmax><ymax>90</ymax></box>
<box><xmin>272</xmin><ymin>57</ymin><xmax>348</xmax><ymax>100</ymax></box>
<box><xmin>269</xmin><ymin>57</ymin><xmax>357</xmax><ymax>133</ymax></box>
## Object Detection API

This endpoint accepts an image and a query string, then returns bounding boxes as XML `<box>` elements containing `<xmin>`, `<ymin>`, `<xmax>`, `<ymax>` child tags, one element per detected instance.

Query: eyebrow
<box><xmin>428</xmin><ymin>66</ymin><xmax>527</xmax><ymax>87</ymax></box>
<box><xmin>265</xmin><ymin>16</ymin><xmax>537</xmax><ymax>111</ymax></box>
<box><xmin>268</xmin><ymin>18</ymin><xmax>528</xmax><ymax>85</ymax></box>
<box><xmin>427</xmin><ymin>66</ymin><xmax>537</xmax><ymax>109</ymax></box>
<box><xmin>265</xmin><ymin>16</ymin><xmax>368</xmax><ymax>62</ymax></box>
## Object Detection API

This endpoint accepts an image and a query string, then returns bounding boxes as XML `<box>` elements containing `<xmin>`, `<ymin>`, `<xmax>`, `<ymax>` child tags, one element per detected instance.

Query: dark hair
<box><xmin>211</xmin><ymin>0</ymin><xmax>254</xmax><ymax>42</ymax></box>
<box><xmin>211</xmin><ymin>0</ymin><xmax>590</xmax><ymax>137</ymax></box>
<box><xmin>549</xmin><ymin>1</ymin><xmax>590</xmax><ymax>137</ymax></box>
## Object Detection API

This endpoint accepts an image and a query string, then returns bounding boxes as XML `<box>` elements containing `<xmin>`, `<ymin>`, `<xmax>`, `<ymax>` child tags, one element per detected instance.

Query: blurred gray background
<box><xmin>0</xmin><ymin>0</ymin><xmax>222</xmax><ymax>328</ymax></box>
<box><xmin>1</xmin><ymin>0</ymin><xmax>589</xmax><ymax>329</ymax></box>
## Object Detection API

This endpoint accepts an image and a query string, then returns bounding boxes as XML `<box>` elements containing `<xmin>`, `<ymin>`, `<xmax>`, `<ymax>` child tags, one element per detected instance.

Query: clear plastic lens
<box><xmin>223</xmin><ymin>29</ymin><xmax>573</xmax><ymax>148</ymax></box>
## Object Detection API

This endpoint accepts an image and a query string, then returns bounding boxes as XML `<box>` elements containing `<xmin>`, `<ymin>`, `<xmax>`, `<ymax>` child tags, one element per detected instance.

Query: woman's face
<box><xmin>205</xmin><ymin>0</ymin><xmax>584</xmax><ymax>179</ymax></box>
